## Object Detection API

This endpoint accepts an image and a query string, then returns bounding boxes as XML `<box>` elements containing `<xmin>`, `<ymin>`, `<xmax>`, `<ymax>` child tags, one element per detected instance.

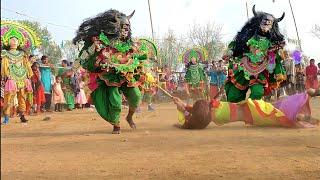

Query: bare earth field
<box><xmin>1</xmin><ymin>98</ymin><xmax>320</xmax><ymax>180</ymax></box>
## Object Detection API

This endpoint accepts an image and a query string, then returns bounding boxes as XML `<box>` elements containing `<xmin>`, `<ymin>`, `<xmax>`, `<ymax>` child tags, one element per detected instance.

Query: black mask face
<box><xmin>120</xmin><ymin>18</ymin><xmax>130</xmax><ymax>41</ymax></box>
<box><xmin>260</xmin><ymin>15</ymin><xmax>274</xmax><ymax>33</ymax></box>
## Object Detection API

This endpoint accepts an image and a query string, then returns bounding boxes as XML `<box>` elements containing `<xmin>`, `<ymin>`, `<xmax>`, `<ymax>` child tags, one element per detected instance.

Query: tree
<box><xmin>311</xmin><ymin>24</ymin><xmax>320</xmax><ymax>39</ymax></box>
<box><xmin>187</xmin><ymin>22</ymin><xmax>225</xmax><ymax>60</ymax></box>
<box><xmin>61</xmin><ymin>40</ymin><xmax>80</xmax><ymax>62</ymax></box>
<box><xmin>18</xmin><ymin>20</ymin><xmax>62</xmax><ymax>64</ymax></box>
<box><xmin>155</xmin><ymin>29</ymin><xmax>186</xmax><ymax>70</ymax></box>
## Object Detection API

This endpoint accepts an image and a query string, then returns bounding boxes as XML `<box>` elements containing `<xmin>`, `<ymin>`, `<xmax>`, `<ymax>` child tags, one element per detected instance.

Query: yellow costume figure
<box><xmin>1</xmin><ymin>20</ymin><xmax>41</xmax><ymax>124</ymax></box>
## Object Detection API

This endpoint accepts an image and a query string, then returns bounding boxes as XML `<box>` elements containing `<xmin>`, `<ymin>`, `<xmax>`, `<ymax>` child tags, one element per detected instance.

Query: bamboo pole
<box><xmin>147</xmin><ymin>0</ymin><xmax>155</xmax><ymax>41</ymax></box>
<box><xmin>154</xmin><ymin>83</ymin><xmax>173</xmax><ymax>98</ymax></box>
<box><xmin>246</xmin><ymin>1</ymin><xmax>249</xmax><ymax>20</ymax></box>
<box><xmin>288</xmin><ymin>0</ymin><xmax>302</xmax><ymax>51</ymax></box>
<box><xmin>147</xmin><ymin>0</ymin><xmax>161</xmax><ymax>66</ymax></box>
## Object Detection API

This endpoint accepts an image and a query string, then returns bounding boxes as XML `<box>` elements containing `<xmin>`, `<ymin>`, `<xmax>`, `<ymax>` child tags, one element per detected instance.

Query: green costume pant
<box><xmin>91</xmin><ymin>83</ymin><xmax>141</xmax><ymax>124</ymax></box>
<box><xmin>64</xmin><ymin>91</ymin><xmax>75</xmax><ymax>109</ymax></box>
<box><xmin>225</xmin><ymin>82</ymin><xmax>264</xmax><ymax>103</ymax></box>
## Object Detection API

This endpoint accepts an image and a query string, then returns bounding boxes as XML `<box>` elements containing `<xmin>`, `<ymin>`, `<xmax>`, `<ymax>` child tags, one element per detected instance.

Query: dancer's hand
<box><xmin>172</xmin><ymin>96</ymin><xmax>181</xmax><ymax>105</ymax></box>
<box><xmin>172</xmin><ymin>96</ymin><xmax>186</xmax><ymax>111</ymax></box>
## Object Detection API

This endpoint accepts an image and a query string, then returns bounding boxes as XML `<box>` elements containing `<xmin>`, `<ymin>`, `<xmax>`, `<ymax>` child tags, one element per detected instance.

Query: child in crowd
<box><xmin>52</xmin><ymin>76</ymin><xmax>65</xmax><ymax>112</ymax></box>
<box><xmin>76</xmin><ymin>76</ymin><xmax>87</xmax><ymax>109</ymax></box>
<box><xmin>31</xmin><ymin>62</ymin><xmax>46</xmax><ymax>115</ymax></box>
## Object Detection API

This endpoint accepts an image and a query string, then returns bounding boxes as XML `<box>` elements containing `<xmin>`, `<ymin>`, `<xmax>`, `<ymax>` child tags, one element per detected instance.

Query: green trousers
<box><xmin>225</xmin><ymin>82</ymin><xmax>264</xmax><ymax>103</ymax></box>
<box><xmin>91</xmin><ymin>83</ymin><xmax>141</xmax><ymax>124</ymax></box>
<box><xmin>64</xmin><ymin>91</ymin><xmax>75</xmax><ymax>109</ymax></box>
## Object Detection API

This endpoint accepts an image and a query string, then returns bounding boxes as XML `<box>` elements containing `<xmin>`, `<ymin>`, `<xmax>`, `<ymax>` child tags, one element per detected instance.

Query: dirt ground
<box><xmin>1</xmin><ymin>98</ymin><xmax>320</xmax><ymax>180</ymax></box>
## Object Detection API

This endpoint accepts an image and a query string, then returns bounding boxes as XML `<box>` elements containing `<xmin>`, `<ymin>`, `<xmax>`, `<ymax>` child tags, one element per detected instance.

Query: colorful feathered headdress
<box><xmin>1</xmin><ymin>20</ymin><xmax>41</xmax><ymax>50</ymax></box>
<box><xmin>180</xmin><ymin>47</ymin><xmax>207</xmax><ymax>64</ymax></box>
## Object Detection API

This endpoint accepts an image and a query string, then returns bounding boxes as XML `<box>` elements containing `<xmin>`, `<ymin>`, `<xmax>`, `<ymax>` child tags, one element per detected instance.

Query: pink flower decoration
<box><xmin>233</xmin><ymin>63</ymin><xmax>238</xmax><ymax>70</ymax></box>
<box><xmin>268</xmin><ymin>52</ymin><xmax>276</xmax><ymax>64</ymax></box>
<box><xmin>1</xmin><ymin>27</ymin><xmax>9</xmax><ymax>35</ymax></box>
<box><xmin>24</xmin><ymin>40</ymin><xmax>31</xmax><ymax>49</ymax></box>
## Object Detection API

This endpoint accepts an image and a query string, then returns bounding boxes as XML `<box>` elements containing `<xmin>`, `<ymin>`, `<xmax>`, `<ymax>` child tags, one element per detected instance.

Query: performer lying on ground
<box><xmin>172</xmin><ymin>89</ymin><xmax>320</xmax><ymax>129</ymax></box>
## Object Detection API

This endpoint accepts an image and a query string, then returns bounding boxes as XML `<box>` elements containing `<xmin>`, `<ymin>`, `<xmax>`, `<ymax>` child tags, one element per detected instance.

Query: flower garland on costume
<box><xmin>99</xmin><ymin>32</ymin><xmax>132</xmax><ymax>53</ymax></box>
<box><xmin>187</xmin><ymin>64</ymin><xmax>202</xmax><ymax>86</ymax></box>
<box><xmin>98</xmin><ymin>32</ymin><xmax>149</xmax><ymax>73</ymax></box>
<box><xmin>244</xmin><ymin>37</ymin><xmax>271</xmax><ymax>64</ymax></box>
<box><xmin>236</xmin><ymin>37</ymin><xmax>272</xmax><ymax>80</ymax></box>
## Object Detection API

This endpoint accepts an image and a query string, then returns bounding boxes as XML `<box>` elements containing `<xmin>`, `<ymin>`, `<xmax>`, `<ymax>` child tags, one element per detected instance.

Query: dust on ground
<box><xmin>1</xmin><ymin>98</ymin><xmax>320</xmax><ymax>180</ymax></box>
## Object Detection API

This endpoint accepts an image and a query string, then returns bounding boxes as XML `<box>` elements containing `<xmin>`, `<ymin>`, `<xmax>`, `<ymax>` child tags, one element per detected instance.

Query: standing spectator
<box><xmin>71</xmin><ymin>71</ymin><xmax>80</xmax><ymax>104</ymax></box>
<box><xmin>283</xmin><ymin>57</ymin><xmax>295</xmax><ymax>95</ymax></box>
<box><xmin>39</xmin><ymin>55</ymin><xmax>54</xmax><ymax>112</ymax></box>
<box><xmin>31</xmin><ymin>62</ymin><xmax>46</xmax><ymax>115</ymax></box>
<box><xmin>52</xmin><ymin>76</ymin><xmax>65</xmax><ymax>112</ymax></box>
<box><xmin>216</xmin><ymin>60</ymin><xmax>227</xmax><ymax>99</ymax></box>
<box><xmin>208</xmin><ymin>61</ymin><xmax>219</xmax><ymax>99</ymax></box>
<box><xmin>28</xmin><ymin>55</ymin><xmax>36</xmax><ymax>64</ymax></box>
<box><xmin>176</xmin><ymin>75</ymin><xmax>185</xmax><ymax>97</ymax></box>
<box><xmin>76</xmin><ymin>76</ymin><xmax>87</xmax><ymax>109</ymax></box>
<box><xmin>305</xmin><ymin>59</ymin><xmax>318</xmax><ymax>89</ymax></box>
<box><xmin>58</xmin><ymin>60</ymin><xmax>75</xmax><ymax>111</ymax></box>
<box><xmin>295</xmin><ymin>63</ymin><xmax>305</xmax><ymax>93</ymax></box>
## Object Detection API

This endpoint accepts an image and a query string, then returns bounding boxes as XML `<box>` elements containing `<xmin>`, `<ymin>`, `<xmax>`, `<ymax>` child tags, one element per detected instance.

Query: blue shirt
<box><xmin>209</xmin><ymin>70</ymin><xmax>226</xmax><ymax>87</ymax></box>
<box><xmin>208</xmin><ymin>70</ymin><xmax>218</xmax><ymax>85</ymax></box>
<box><xmin>40</xmin><ymin>66</ymin><xmax>52</xmax><ymax>94</ymax></box>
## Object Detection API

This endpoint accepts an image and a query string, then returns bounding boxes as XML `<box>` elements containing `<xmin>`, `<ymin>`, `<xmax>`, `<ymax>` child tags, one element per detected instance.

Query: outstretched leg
<box><xmin>121</xmin><ymin>86</ymin><xmax>141</xmax><ymax>129</ymax></box>
<box><xmin>126</xmin><ymin>108</ymin><xmax>136</xmax><ymax>129</ymax></box>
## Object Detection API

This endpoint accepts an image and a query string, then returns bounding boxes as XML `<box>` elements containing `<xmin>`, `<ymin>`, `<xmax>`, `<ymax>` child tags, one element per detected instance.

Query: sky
<box><xmin>1</xmin><ymin>0</ymin><xmax>320</xmax><ymax>62</ymax></box>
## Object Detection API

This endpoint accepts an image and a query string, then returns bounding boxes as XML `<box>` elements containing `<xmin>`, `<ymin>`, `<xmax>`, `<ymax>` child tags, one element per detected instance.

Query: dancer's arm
<box><xmin>172</xmin><ymin>97</ymin><xmax>186</xmax><ymax>112</ymax></box>
<box><xmin>172</xmin><ymin>97</ymin><xmax>193</xmax><ymax>113</ymax></box>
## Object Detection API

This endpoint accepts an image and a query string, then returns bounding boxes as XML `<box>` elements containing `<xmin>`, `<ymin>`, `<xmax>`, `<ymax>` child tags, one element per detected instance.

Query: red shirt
<box><xmin>306</xmin><ymin>65</ymin><xmax>318</xmax><ymax>80</ymax></box>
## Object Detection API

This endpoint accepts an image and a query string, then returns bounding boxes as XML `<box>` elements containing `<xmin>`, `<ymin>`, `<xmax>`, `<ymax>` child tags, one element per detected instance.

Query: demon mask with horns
<box><xmin>73</xmin><ymin>9</ymin><xmax>135</xmax><ymax>45</ymax></box>
<box><xmin>224</xmin><ymin>5</ymin><xmax>287</xmax><ymax>103</ymax></box>
<box><xmin>230</xmin><ymin>5</ymin><xmax>286</xmax><ymax>58</ymax></box>
<box><xmin>73</xmin><ymin>9</ymin><xmax>158</xmax><ymax>134</ymax></box>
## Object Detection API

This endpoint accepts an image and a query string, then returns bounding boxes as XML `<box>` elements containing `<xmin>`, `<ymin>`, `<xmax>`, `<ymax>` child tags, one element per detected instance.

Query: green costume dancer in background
<box><xmin>73</xmin><ymin>9</ymin><xmax>154</xmax><ymax>134</ymax></box>
<box><xmin>183</xmin><ymin>48</ymin><xmax>207</xmax><ymax>103</ymax></box>
<box><xmin>224</xmin><ymin>5</ymin><xmax>286</xmax><ymax>103</ymax></box>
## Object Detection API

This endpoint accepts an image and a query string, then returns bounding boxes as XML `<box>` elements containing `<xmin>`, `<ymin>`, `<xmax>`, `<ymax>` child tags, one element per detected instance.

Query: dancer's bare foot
<box><xmin>306</xmin><ymin>88</ymin><xmax>320</xmax><ymax>97</ymax></box>
<box><xmin>173</xmin><ymin>123</ymin><xmax>183</xmax><ymax>129</ymax></box>
<box><xmin>112</xmin><ymin>125</ymin><xmax>121</xmax><ymax>134</ymax></box>
<box><xmin>126</xmin><ymin>116</ymin><xmax>136</xmax><ymax>129</ymax></box>
<box><xmin>296</xmin><ymin>121</ymin><xmax>316</xmax><ymax>128</ymax></box>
